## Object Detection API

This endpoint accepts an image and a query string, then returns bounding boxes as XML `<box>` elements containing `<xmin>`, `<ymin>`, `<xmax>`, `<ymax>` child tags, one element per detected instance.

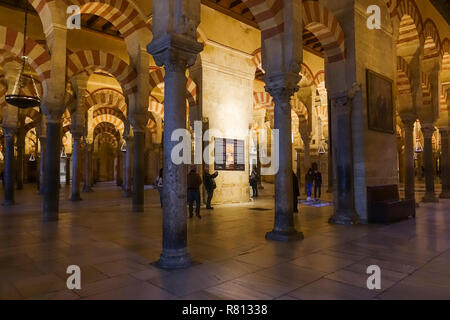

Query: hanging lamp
<box><xmin>29</xmin><ymin>153</ymin><xmax>36</xmax><ymax>162</ymax></box>
<box><xmin>60</xmin><ymin>147</ymin><xmax>67</xmax><ymax>158</ymax></box>
<box><xmin>121</xmin><ymin>140</ymin><xmax>127</xmax><ymax>152</ymax></box>
<box><xmin>5</xmin><ymin>3</ymin><xmax>41</xmax><ymax>109</ymax></box>
<box><xmin>414</xmin><ymin>138</ymin><xmax>423</xmax><ymax>153</ymax></box>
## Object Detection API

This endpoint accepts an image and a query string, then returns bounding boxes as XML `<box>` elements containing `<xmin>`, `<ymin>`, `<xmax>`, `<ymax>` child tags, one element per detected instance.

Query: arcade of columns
<box><xmin>0</xmin><ymin>0</ymin><xmax>449</xmax><ymax>269</ymax></box>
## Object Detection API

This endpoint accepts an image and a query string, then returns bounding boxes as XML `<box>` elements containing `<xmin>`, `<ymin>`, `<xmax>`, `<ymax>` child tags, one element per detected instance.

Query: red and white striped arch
<box><xmin>396</xmin><ymin>56</ymin><xmax>412</xmax><ymax>95</ymax></box>
<box><xmin>149</xmin><ymin>67</ymin><xmax>198</xmax><ymax>107</ymax></box>
<box><xmin>396</xmin><ymin>0</ymin><xmax>423</xmax><ymax>46</ymax></box>
<box><xmin>253</xmin><ymin>91</ymin><xmax>274</xmax><ymax>117</ymax></box>
<box><xmin>147</xmin><ymin>118</ymin><xmax>157</xmax><ymax>133</ymax></box>
<box><xmin>302</xmin><ymin>1</ymin><xmax>346</xmax><ymax>63</ymax></box>
<box><xmin>423</xmin><ymin>19</ymin><xmax>441</xmax><ymax>59</ymax></box>
<box><xmin>0</xmin><ymin>26</ymin><xmax>51</xmax><ymax>95</ymax></box>
<box><xmin>241</xmin><ymin>0</ymin><xmax>284</xmax><ymax>40</ymax></box>
<box><xmin>442</xmin><ymin>38</ymin><xmax>450</xmax><ymax>72</ymax></box>
<box><xmin>149</xmin><ymin>98</ymin><xmax>164</xmax><ymax>120</ymax></box>
<box><xmin>64</xmin><ymin>0</ymin><xmax>151</xmax><ymax>40</ymax></box>
<box><xmin>67</xmin><ymin>50</ymin><xmax>137</xmax><ymax>95</ymax></box>
<box><xmin>291</xmin><ymin>97</ymin><xmax>308</xmax><ymax>121</ymax></box>
<box><xmin>97</xmin><ymin>133</ymin><xmax>119</xmax><ymax>148</ymax></box>
<box><xmin>92</xmin><ymin>113</ymin><xmax>125</xmax><ymax>133</ymax></box>
<box><xmin>421</xmin><ymin>72</ymin><xmax>431</xmax><ymax>108</ymax></box>
<box><xmin>251</xmin><ymin>48</ymin><xmax>263</xmax><ymax>73</ymax></box>
<box><xmin>86</xmin><ymin>88</ymin><xmax>127</xmax><ymax>115</ymax></box>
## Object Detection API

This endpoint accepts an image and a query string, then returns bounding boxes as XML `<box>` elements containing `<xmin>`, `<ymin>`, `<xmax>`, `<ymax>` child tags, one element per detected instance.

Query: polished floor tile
<box><xmin>0</xmin><ymin>182</ymin><xmax>449</xmax><ymax>300</ymax></box>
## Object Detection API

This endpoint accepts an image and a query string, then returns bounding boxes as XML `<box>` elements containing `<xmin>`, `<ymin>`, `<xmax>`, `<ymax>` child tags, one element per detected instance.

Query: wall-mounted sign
<box><xmin>214</xmin><ymin>138</ymin><xmax>245</xmax><ymax>171</ymax></box>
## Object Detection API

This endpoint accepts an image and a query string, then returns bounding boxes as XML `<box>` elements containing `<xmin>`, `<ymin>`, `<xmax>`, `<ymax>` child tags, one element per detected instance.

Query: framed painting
<box><xmin>366</xmin><ymin>69</ymin><xmax>394</xmax><ymax>134</ymax></box>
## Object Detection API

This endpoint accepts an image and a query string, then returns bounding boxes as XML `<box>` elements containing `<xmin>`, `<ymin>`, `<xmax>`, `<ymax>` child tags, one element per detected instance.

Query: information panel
<box><xmin>214</xmin><ymin>138</ymin><xmax>245</xmax><ymax>171</ymax></box>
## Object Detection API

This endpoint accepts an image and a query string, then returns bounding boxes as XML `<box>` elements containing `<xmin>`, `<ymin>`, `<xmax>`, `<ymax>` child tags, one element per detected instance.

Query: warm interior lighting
<box><xmin>5</xmin><ymin>4</ymin><xmax>40</xmax><ymax>110</ymax></box>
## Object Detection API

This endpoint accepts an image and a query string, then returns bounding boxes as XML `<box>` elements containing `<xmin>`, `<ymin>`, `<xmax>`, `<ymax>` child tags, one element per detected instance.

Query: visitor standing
<box><xmin>305</xmin><ymin>168</ymin><xmax>314</xmax><ymax>201</ymax></box>
<box><xmin>313</xmin><ymin>168</ymin><xmax>322</xmax><ymax>201</ymax></box>
<box><xmin>293</xmin><ymin>171</ymin><xmax>300</xmax><ymax>213</ymax></box>
<box><xmin>250</xmin><ymin>168</ymin><xmax>259</xmax><ymax>198</ymax></box>
<box><xmin>187</xmin><ymin>167</ymin><xmax>202</xmax><ymax>219</ymax></box>
<box><xmin>155</xmin><ymin>168</ymin><xmax>163</xmax><ymax>208</ymax></box>
<box><xmin>203</xmin><ymin>168</ymin><xmax>218</xmax><ymax>210</ymax></box>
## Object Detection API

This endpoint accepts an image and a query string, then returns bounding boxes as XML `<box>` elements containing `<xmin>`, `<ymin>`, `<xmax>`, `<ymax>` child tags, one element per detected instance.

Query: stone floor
<box><xmin>0</xmin><ymin>181</ymin><xmax>449</xmax><ymax>300</ymax></box>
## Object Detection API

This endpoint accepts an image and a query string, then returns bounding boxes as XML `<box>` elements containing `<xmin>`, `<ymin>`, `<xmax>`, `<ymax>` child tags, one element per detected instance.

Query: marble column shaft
<box><xmin>122</xmin><ymin>137</ymin><xmax>133</xmax><ymax>197</ymax></box>
<box><xmin>329</xmin><ymin>93</ymin><xmax>359</xmax><ymax>225</ymax></box>
<box><xmin>133</xmin><ymin>131</ymin><xmax>145</xmax><ymax>212</ymax></box>
<box><xmin>265</xmin><ymin>75</ymin><xmax>303</xmax><ymax>242</ymax></box>
<box><xmin>440</xmin><ymin>129</ymin><xmax>450</xmax><ymax>198</ymax></box>
<box><xmin>70</xmin><ymin>134</ymin><xmax>82</xmax><ymax>201</ymax></box>
<box><xmin>421</xmin><ymin>125</ymin><xmax>438</xmax><ymax>202</ymax></box>
<box><xmin>403</xmin><ymin>118</ymin><xmax>416</xmax><ymax>201</ymax></box>
<box><xmin>38</xmin><ymin>137</ymin><xmax>46</xmax><ymax>195</ymax></box>
<box><xmin>3</xmin><ymin>127</ymin><xmax>16</xmax><ymax>206</ymax></box>
<box><xmin>43</xmin><ymin>121</ymin><xmax>62</xmax><ymax>221</ymax></box>
<box><xmin>83</xmin><ymin>143</ymin><xmax>93</xmax><ymax>192</ymax></box>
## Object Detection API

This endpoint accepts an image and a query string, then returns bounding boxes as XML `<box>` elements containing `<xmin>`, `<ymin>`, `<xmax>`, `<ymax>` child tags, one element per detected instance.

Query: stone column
<box><xmin>328</xmin><ymin>92</ymin><xmax>359</xmax><ymax>225</ymax></box>
<box><xmin>301</xmin><ymin>134</ymin><xmax>311</xmax><ymax>171</ymax></box>
<box><xmin>43</xmin><ymin>118</ymin><xmax>62</xmax><ymax>221</ymax></box>
<box><xmin>421</xmin><ymin>124</ymin><xmax>438</xmax><ymax>202</ymax></box>
<box><xmin>16</xmin><ymin>116</ymin><xmax>25</xmax><ymax>190</ymax></box>
<box><xmin>132</xmin><ymin>131</ymin><xmax>145</xmax><ymax>212</ymax></box>
<box><xmin>402</xmin><ymin>116</ymin><xmax>416</xmax><ymax>202</ymax></box>
<box><xmin>116</xmin><ymin>147</ymin><xmax>123</xmax><ymax>187</ymax></box>
<box><xmin>327</xmin><ymin>105</ymin><xmax>333</xmax><ymax>192</ymax></box>
<box><xmin>38</xmin><ymin>137</ymin><xmax>46</xmax><ymax>195</ymax></box>
<box><xmin>83</xmin><ymin>143</ymin><xmax>93</xmax><ymax>192</ymax></box>
<box><xmin>70</xmin><ymin>133</ymin><xmax>82</xmax><ymax>201</ymax></box>
<box><xmin>148</xmin><ymin>34</ymin><xmax>203</xmax><ymax>269</ymax></box>
<box><xmin>264</xmin><ymin>73</ymin><xmax>303</xmax><ymax>241</ymax></box>
<box><xmin>440</xmin><ymin>128</ymin><xmax>450</xmax><ymax>198</ymax></box>
<box><xmin>65</xmin><ymin>156</ymin><xmax>71</xmax><ymax>185</ymax></box>
<box><xmin>122</xmin><ymin>135</ymin><xmax>133</xmax><ymax>198</ymax></box>
<box><xmin>2</xmin><ymin>127</ymin><xmax>16</xmax><ymax>206</ymax></box>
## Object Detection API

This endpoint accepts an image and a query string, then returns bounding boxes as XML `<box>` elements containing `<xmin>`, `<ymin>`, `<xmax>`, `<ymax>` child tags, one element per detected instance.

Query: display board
<box><xmin>214</xmin><ymin>138</ymin><xmax>245</xmax><ymax>171</ymax></box>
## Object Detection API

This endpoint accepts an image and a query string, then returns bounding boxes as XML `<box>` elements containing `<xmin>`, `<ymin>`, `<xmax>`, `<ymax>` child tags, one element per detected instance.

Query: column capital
<box><xmin>421</xmin><ymin>124</ymin><xmax>436</xmax><ymax>139</ymax></box>
<box><xmin>400</xmin><ymin>113</ymin><xmax>417</xmax><ymax>128</ymax></box>
<box><xmin>129</xmin><ymin>112</ymin><xmax>148</xmax><ymax>133</ymax></box>
<box><xmin>147</xmin><ymin>34</ymin><xmax>203</xmax><ymax>72</ymax></box>
<box><xmin>265</xmin><ymin>72</ymin><xmax>301</xmax><ymax>113</ymax></box>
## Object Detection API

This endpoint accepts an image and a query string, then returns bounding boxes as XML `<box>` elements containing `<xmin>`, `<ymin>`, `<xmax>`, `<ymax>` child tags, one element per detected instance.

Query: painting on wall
<box><xmin>214</xmin><ymin>138</ymin><xmax>245</xmax><ymax>171</ymax></box>
<box><xmin>366</xmin><ymin>69</ymin><xmax>394</xmax><ymax>134</ymax></box>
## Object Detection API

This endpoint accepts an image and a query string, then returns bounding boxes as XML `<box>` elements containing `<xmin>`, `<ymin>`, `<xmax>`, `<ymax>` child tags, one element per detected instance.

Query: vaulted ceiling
<box><xmin>0</xmin><ymin>0</ymin><xmax>324</xmax><ymax>56</ymax></box>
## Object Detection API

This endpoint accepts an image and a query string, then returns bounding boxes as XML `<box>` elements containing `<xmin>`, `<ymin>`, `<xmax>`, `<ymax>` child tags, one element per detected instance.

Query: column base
<box><xmin>329</xmin><ymin>211</ymin><xmax>360</xmax><ymax>225</ymax></box>
<box><xmin>265</xmin><ymin>229</ymin><xmax>304</xmax><ymax>242</ymax></box>
<box><xmin>43</xmin><ymin>215</ymin><xmax>58</xmax><ymax>222</ymax></box>
<box><xmin>122</xmin><ymin>190</ymin><xmax>132</xmax><ymax>198</ymax></box>
<box><xmin>133</xmin><ymin>205</ymin><xmax>144</xmax><ymax>213</ymax></box>
<box><xmin>156</xmin><ymin>249</ymin><xmax>191</xmax><ymax>270</ymax></box>
<box><xmin>70</xmin><ymin>194</ymin><xmax>82</xmax><ymax>202</ymax></box>
<box><xmin>439</xmin><ymin>191</ymin><xmax>450</xmax><ymax>199</ymax></box>
<box><xmin>82</xmin><ymin>186</ymin><xmax>94</xmax><ymax>193</ymax></box>
<box><xmin>2</xmin><ymin>200</ymin><xmax>15</xmax><ymax>206</ymax></box>
<box><xmin>422</xmin><ymin>193</ymin><xmax>438</xmax><ymax>203</ymax></box>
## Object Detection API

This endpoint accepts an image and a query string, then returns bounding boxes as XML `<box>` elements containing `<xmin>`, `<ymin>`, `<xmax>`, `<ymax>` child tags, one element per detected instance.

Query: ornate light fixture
<box><xmin>5</xmin><ymin>3</ymin><xmax>41</xmax><ymax>109</ymax></box>
<box><xmin>121</xmin><ymin>140</ymin><xmax>127</xmax><ymax>152</ymax></box>
<box><xmin>318</xmin><ymin>139</ymin><xmax>326</xmax><ymax>155</ymax></box>
<box><xmin>29</xmin><ymin>153</ymin><xmax>36</xmax><ymax>162</ymax></box>
<box><xmin>60</xmin><ymin>147</ymin><xmax>67</xmax><ymax>158</ymax></box>
<box><xmin>415</xmin><ymin>138</ymin><xmax>423</xmax><ymax>153</ymax></box>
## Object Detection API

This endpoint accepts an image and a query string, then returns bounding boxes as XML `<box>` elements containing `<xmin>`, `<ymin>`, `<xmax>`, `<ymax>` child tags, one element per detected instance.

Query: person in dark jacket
<box><xmin>305</xmin><ymin>168</ymin><xmax>314</xmax><ymax>201</ymax></box>
<box><xmin>187</xmin><ymin>167</ymin><xmax>202</xmax><ymax>218</ymax></box>
<box><xmin>250</xmin><ymin>168</ymin><xmax>258</xmax><ymax>198</ymax></box>
<box><xmin>203</xmin><ymin>168</ymin><xmax>218</xmax><ymax>210</ymax></box>
<box><xmin>313</xmin><ymin>168</ymin><xmax>322</xmax><ymax>200</ymax></box>
<box><xmin>293</xmin><ymin>172</ymin><xmax>300</xmax><ymax>213</ymax></box>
